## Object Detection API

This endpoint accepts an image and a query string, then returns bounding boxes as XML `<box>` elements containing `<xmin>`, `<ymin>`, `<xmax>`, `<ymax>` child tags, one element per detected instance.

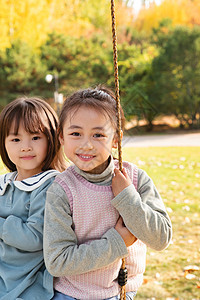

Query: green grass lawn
<box><xmin>122</xmin><ymin>147</ymin><xmax>200</xmax><ymax>299</ymax></box>
<box><xmin>0</xmin><ymin>147</ymin><xmax>200</xmax><ymax>299</ymax></box>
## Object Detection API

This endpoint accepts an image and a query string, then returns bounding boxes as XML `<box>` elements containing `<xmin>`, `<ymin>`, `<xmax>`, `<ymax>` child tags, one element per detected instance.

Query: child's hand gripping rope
<box><xmin>112</xmin><ymin>168</ymin><xmax>132</xmax><ymax>197</ymax></box>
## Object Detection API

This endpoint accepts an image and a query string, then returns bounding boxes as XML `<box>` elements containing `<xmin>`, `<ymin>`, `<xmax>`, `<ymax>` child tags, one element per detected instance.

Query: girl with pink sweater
<box><xmin>44</xmin><ymin>86</ymin><xmax>172</xmax><ymax>300</ymax></box>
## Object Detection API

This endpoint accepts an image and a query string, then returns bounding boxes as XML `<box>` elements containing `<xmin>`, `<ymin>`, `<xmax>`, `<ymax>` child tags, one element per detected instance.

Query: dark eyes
<box><xmin>70</xmin><ymin>132</ymin><xmax>104</xmax><ymax>138</ymax></box>
<box><xmin>11</xmin><ymin>136</ymin><xmax>41</xmax><ymax>142</ymax></box>
<box><xmin>71</xmin><ymin>132</ymin><xmax>80</xmax><ymax>136</ymax></box>
<box><xmin>32</xmin><ymin>136</ymin><xmax>40</xmax><ymax>140</ymax></box>
<box><xmin>12</xmin><ymin>138</ymin><xmax>20</xmax><ymax>142</ymax></box>
<box><xmin>93</xmin><ymin>133</ymin><xmax>104</xmax><ymax>138</ymax></box>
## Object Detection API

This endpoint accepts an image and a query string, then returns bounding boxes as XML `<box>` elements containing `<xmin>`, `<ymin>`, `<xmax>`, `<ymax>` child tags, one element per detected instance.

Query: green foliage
<box><xmin>0</xmin><ymin>39</ymin><xmax>47</xmax><ymax>103</ymax></box>
<box><xmin>40</xmin><ymin>32</ymin><xmax>113</xmax><ymax>95</ymax></box>
<box><xmin>79</xmin><ymin>0</ymin><xmax>111</xmax><ymax>31</ymax></box>
<box><xmin>117</xmin><ymin>42</ymin><xmax>160</xmax><ymax>128</ymax></box>
<box><xmin>117</xmin><ymin>22</ymin><xmax>200</xmax><ymax>129</ymax></box>
<box><xmin>1</xmin><ymin>15</ymin><xmax>200</xmax><ymax>130</ymax></box>
<box><xmin>151</xmin><ymin>25</ymin><xmax>200</xmax><ymax>128</ymax></box>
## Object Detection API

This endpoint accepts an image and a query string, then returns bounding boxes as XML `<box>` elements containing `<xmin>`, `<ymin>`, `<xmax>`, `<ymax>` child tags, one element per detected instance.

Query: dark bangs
<box><xmin>59</xmin><ymin>86</ymin><xmax>125</xmax><ymax>136</ymax></box>
<box><xmin>5</xmin><ymin>102</ymin><xmax>47</xmax><ymax>137</ymax></box>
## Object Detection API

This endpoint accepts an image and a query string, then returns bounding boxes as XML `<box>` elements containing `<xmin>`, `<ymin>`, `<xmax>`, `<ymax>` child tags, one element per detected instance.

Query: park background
<box><xmin>0</xmin><ymin>0</ymin><xmax>200</xmax><ymax>299</ymax></box>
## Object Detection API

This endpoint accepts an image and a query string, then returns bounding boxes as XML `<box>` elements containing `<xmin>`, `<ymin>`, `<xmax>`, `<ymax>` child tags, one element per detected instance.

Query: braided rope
<box><xmin>110</xmin><ymin>0</ymin><xmax>123</xmax><ymax>172</ymax></box>
<box><xmin>110</xmin><ymin>1</ymin><xmax>126</xmax><ymax>299</ymax></box>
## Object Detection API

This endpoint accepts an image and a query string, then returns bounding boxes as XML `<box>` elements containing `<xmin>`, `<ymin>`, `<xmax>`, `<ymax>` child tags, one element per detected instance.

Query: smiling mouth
<box><xmin>76</xmin><ymin>154</ymin><xmax>95</xmax><ymax>161</ymax></box>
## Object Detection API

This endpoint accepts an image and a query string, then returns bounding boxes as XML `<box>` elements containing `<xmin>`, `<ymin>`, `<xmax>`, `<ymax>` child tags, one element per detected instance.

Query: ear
<box><xmin>59</xmin><ymin>133</ymin><xmax>64</xmax><ymax>145</ymax></box>
<box><xmin>112</xmin><ymin>130</ymin><xmax>123</xmax><ymax>149</ymax></box>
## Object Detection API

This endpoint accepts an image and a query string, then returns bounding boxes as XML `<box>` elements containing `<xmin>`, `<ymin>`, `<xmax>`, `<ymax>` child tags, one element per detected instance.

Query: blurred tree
<box><xmin>134</xmin><ymin>0</ymin><xmax>200</xmax><ymax>33</ymax></box>
<box><xmin>40</xmin><ymin>32</ymin><xmax>113</xmax><ymax>95</ymax></box>
<box><xmin>0</xmin><ymin>0</ymin><xmax>134</xmax><ymax>51</ymax></box>
<box><xmin>152</xmin><ymin>25</ymin><xmax>200</xmax><ymax>128</ymax></box>
<box><xmin>113</xmin><ymin>41</ymin><xmax>160</xmax><ymax>129</ymax></box>
<box><xmin>0</xmin><ymin>0</ymin><xmax>50</xmax><ymax>49</ymax></box>
<box><xmin>0</xmin><ymin>39</ymin><xmax>47</xmax><ymax>103</ymax></box>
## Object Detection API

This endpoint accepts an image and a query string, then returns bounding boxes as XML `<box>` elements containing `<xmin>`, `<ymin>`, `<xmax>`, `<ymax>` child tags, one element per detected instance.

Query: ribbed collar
<box><xmin>73</xmin><ymin>156</ymin><xmax>114</xmax><ymax>185</ymax></box>
<box><xmin>0</xmin><ymin>170</ymin><xmax>59</xmax><ymax>195</ymax></box>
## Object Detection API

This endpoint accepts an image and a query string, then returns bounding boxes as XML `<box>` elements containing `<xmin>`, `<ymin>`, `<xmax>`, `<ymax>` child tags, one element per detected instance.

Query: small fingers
<box><xmin>113</xmin><ymin>168</ymin><xmax>120</xmax><ymax>175</ymax></box>
<box><xmin>114</xmin><ymin>168</ymin><xmax>128</xmax><ymax>179</ymax></box>
<box><xmin>121</xmin><ymin>168</ymin><xmax>128</xmax><ymax>178</ymax></box>
<box><xmin>113</xmin><ymin>168</ymin><xmax>126</xmax><ymax>176</ymax></box>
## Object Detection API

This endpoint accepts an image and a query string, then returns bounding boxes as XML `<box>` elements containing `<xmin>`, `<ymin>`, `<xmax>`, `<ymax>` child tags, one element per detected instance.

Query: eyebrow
<box><xmin>68</xmin><ymin>125</ymin><xmax>105</xmax><ymax>130</ymax></box>
<box><xmin>92</xmin><ymin>127</ymin><xmax>105</xmax><ymax>130</ymax></box>
<box><xmin>68</xmin><ymin>125</ymin><xmax>82</xmax><ymax>129</ymax></box>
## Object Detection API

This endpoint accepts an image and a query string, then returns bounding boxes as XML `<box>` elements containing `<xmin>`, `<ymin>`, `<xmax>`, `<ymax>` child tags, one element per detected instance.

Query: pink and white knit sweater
<box><xmin>54</xmin><ymin>161</ymin><xmax>146</xmax><ymax>299</ymax></box>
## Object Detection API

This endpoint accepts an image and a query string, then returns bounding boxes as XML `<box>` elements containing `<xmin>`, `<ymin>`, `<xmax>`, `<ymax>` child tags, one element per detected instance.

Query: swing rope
<box><xmin>110</xmin><ymin>1</ymin><xmax>127</xmax><ymax>299</ymax></box>
<box><xmin>110</xmin><ymin>0</ymin><xmax>123</xmax><ymax>172</ymax></box>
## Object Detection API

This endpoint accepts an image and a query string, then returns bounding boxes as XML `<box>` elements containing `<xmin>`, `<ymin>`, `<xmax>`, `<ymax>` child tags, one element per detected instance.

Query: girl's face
<box><xmin>5</xmin><ymin>121</ymin><xmax>48</xmax><ymax>180</ymax></box>
<box><xmin>60</xmin><ymin>106</ymin><xmax>118</xmax><ymax>174</ymax></box>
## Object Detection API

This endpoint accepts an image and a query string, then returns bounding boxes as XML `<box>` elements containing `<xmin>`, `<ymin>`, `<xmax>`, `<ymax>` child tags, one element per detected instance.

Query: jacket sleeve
<box><xmin>0</xmin><ymin>178</ymin><xmax>54</xmax><ymax>252</ymax></box>
<box><xmin>111</xmin><ymin>168</ymin><xmax>172</xmax><ymax>251</ymax></box>
<box><xmin>43</xmin><ymin>181</ymin><xmax>128</xmax><ymax>277</ymax></box>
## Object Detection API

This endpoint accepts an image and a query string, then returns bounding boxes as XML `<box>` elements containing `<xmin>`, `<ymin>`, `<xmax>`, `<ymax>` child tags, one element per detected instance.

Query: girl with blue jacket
<box><xmin>0</xmin><ymin>97</ymin><xmax>66</xmax><ymax>300</ymax></box>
